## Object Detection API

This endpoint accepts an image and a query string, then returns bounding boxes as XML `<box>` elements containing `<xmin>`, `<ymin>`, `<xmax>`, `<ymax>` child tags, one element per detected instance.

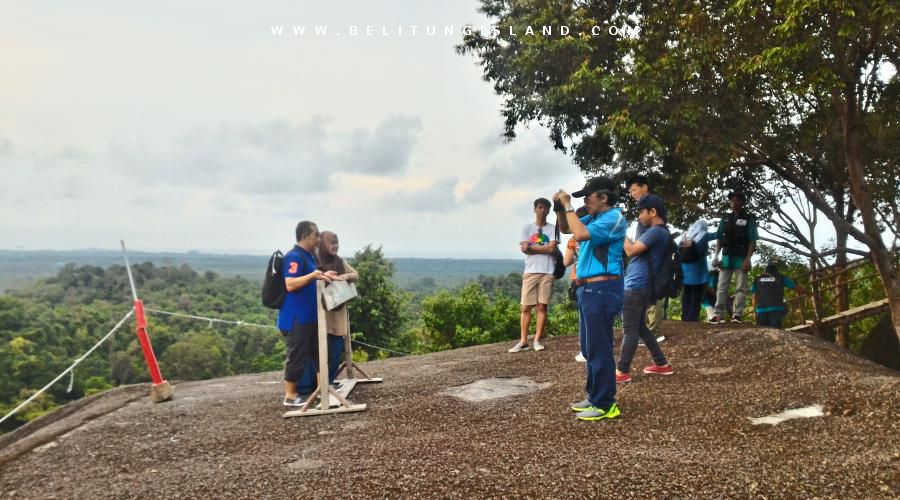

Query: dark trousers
<box><xmin>296</xmin><ymin>335</ymin><xmax>346</xmax><ymax>394</ymax></box>
<box><xmin>757</xmin><ymin>310</ymin><xmax>785</xmax><ymax>328</ymax></box>
<box><xmin>577</xmin><ymin>279</ymin><xmax>624</xmax><ymax>409</ymax></box>
<box><xmin>618</xmin><ymin>289</ymin><xmax>668</xmax><ymax>374</ymax></box>
<box><xmin>283</xmin><ymin>321</ymin><xmax>318</xmax><ymax>384</ymax></box>
<box><xmin>681</xmin><ymin>284</ymin><xmax>706</xmax><ymax>322</ymax></box>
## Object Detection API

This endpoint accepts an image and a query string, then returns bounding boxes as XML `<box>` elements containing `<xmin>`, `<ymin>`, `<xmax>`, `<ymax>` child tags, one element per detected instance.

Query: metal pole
<box><xmin>120</xmin><ymin>240</ymin><xmax>138</xmax><ymax>301</ymax></box>
<box><xmin>120</xmin><ymin>240</ymin><xmax>173</xmax><ymax>402</ymax></box>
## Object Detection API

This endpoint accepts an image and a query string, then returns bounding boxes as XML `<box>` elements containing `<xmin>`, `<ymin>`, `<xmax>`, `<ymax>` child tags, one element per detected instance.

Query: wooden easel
<box><xmin>283</xmin><ymin>281</ymin><xmax>367</xmax><ymax>418</ymax></box>
<box><xmin>335</xmin><ymin>327</ymin><xmax>384</xmax><ymax>386</ymax></box>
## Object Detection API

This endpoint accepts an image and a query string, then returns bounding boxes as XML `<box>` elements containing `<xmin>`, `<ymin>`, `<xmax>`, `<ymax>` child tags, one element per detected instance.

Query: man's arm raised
<box><xmin>553</xmin><ymin>190</ymin><xmax>591</xmax><ymax>242</ymax></box>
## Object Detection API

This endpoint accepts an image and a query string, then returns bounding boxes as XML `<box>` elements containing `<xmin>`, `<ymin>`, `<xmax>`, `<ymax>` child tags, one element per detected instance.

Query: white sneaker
<box><xmin>533</xmin><ymin>340</ymin><xmax>545</xmax><ymax>351</ymax></box>
<box><xmin>575</xmin><ymin>352</ymin><xmax>586</xmax><ymax>363</ymax></box>
<box><xmin>508</xmin><ymin>342</ymin><xmax>530</xmax><ymax>353</ymax></box>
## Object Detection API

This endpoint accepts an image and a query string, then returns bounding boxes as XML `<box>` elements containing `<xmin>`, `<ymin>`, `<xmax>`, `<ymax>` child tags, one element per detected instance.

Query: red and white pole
<box><xmin>121</xmin><ymin>240</ymin><xmax>173</xmax><ymax>402</ymax></box>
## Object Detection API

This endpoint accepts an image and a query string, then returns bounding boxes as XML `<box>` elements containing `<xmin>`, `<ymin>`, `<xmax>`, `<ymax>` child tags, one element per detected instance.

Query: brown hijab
<box><xmin>317</xmin><ymin>231</ymin><xmax>346</xmax><ymax>275</ymax></box>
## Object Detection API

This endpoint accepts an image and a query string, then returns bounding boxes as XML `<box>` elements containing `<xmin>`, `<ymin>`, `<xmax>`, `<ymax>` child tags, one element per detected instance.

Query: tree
<box><xmin>347</xmin><ymin>245</ymin><xmax>408</xmax><ymax>354</ymax></box>
<box><xmin>421</xmin><ymin>283</ymin><xmax>521</xmax><ymax>349</ymax></box>
<box><xmin>160</xmin><ymin>333</ymin><xmax>233</xmax><ymax>380</ymax></box>
<box><xmin>460</xmin><ymin>0</ymin><xmax>899</xmax><ymax>347</ymax></box>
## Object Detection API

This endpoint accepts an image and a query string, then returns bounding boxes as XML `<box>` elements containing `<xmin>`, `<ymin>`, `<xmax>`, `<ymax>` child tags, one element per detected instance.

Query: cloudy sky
<box><xmin>0</xmin><ymin>1</ymin><xmax>591</xmax><ymax>259</ymax></box>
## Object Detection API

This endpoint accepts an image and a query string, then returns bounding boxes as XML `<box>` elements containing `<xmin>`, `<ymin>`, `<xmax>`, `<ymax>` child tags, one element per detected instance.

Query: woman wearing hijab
<box><xmin>295</xmin><ymin>231</ymin><xmax>359</xmax><ymax>394</ymax></box>
<box><xmin>679</xmin><ymin>219</ymin><xmax>717</xmax><ymax>322</ymax></box>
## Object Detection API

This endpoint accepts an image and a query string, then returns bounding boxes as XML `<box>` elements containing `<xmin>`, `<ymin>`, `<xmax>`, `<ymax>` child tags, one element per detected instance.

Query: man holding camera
<box><xmin>554</xmin><ymin>177</ymin><xmax>626</xmax><ymax>421</ymax></box>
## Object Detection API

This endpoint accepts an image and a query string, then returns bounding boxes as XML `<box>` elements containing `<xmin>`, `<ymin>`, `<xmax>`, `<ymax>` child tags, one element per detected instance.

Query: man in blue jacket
<box><xmin>554</xmin><ymin>176</ymin><xmax>626</xmax><ymax>421</ymax></box>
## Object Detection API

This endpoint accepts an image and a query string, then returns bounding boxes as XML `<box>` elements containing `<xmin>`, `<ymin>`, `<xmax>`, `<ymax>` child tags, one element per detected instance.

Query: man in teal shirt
<box><xmin>710</xmin><ymin>191</ymin><xmax>758</xmax><ymax>323</ymax></box>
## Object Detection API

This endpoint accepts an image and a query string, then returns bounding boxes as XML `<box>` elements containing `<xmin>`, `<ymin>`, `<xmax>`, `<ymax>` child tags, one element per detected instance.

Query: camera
<box><xmin>552</xmin><ymin>198</ymin><xmax>564</xmax><ymax>212</ymax></box>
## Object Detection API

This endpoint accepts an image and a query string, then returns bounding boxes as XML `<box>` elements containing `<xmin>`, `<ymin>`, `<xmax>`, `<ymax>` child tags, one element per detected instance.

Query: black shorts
<box><xmin>282</xmin><ymin>321</ymin><xmax>318</xmax><ymax>382</ymax></box>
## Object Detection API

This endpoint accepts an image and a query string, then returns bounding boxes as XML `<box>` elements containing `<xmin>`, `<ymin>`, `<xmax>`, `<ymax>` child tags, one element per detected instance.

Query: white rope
<box><xmin>144</xmin><ymin>308</ymin><xmax>410</xmax><ymax>356</ymax></box>
<box><xmin>143</xmin><ymin>308</ymin><xmax>276</xmax><ymax>330</ymax></box>
<box><xmin>350</xmin><ymin>340</ymin><xmax>410</xmax><ymax>357</ymax></box>
<box><xmin>0</xmin><ymin>308</ymin><xmax>135</xmax><ymax>426</ymax></box>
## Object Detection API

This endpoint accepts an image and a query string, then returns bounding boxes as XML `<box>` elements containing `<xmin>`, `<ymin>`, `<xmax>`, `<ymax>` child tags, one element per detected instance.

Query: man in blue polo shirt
<box><xmin>279</xmin><ymin>220</ymin><xmax>337</xmax><ymax>406</ymax></box>
<box><xmin>554</xmin><ymin>176</ymin><xmax>626</xmax><ymax>422</ymax></box>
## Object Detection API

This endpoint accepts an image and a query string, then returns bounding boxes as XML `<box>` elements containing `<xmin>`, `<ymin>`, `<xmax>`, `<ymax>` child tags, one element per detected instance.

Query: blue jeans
<box><xmin>618</xmin><ymin>288</ymin><xmax>668</xmax><ymax>374</ymax></box>
<box><xmin>577</xmin><ymin>279</ymin><xmax>624</xmax><ymax>409</ymax></box>
<box><xmin>295</xmin><ymin>335</ymin><xmax>346</xmax><ymax>394</ymax></box>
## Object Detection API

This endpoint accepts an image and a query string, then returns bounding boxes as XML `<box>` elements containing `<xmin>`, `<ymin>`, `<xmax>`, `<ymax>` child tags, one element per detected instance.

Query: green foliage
<box><xmin>83</xmin><ymin>376</ymin><xmax>112</xmax><ymax>396</ymax></box>
<box><xmin>0</xmin><ymin>262</ymin><xmax>281</xmax><ymax>433</ymax></box>
<box><xmin>161</xmin><ymin>333</ymin><xmax>233</xmax><ymax>380</ymax></box>
<box><xmin>348</xmin><ymin>245</ymin><xmax>408</xmax><ymax>354</ymax></box>
<box><xmin>421</xmin><ymin>283</ymin><xmax>520</xmax><ymax>349</ymax></box>
<box><xmin>460</xmin><ymin>0</ymin><xmax>899</xmax><ymax>340</ymax></box>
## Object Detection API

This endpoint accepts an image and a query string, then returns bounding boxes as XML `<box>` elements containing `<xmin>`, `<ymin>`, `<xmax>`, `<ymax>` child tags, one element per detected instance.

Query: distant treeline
<box><xmin>0</xmin><ymin>249</ymin><xmax>523</xmax><ymax>291</ymax></box>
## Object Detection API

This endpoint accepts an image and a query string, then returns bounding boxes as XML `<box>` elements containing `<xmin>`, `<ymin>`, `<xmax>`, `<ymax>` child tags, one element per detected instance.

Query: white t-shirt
<box><xmin>521</xmin><ymin>222</ymin><xmax>556</xmax><ymax>274</ymax></box>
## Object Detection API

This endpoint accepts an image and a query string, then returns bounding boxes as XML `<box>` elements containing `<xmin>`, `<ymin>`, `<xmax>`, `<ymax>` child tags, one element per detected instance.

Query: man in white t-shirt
<box><xmin>509</xmin><ymin>197</ymin><xmax>558</xmax><ymax>353</ymax></box>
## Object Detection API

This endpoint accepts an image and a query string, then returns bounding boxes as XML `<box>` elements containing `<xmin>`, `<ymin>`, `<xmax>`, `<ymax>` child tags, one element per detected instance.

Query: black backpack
<box><xmin>552</xmin><ymin>225</ymin><xmax>566</xmax><ymax>279</ymax></box>
<box><xmin>649</xmin><ymin>228</ymin><xmax>683</xmax><ymax>301</ymax></box>
<box><xmin>261</xmin><ymin>250</ymin><xmax>286</xmax><ymax>309</ymax></box>
<box><xmin>679</xmin><ymin>237</ymin><xmax>702</xmax><ymax>263</ymax></box>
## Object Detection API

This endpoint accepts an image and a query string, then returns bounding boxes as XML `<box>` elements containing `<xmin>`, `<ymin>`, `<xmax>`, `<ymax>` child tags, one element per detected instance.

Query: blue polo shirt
<box><xmin>576</xmin><ymin>207</ymin><xmax>627</xmax><ymax>279</ymax></box>
<box><xmin>277</xmin><ymin>245</ymin><xmax>318</xmax><ymax>331</ymax></box>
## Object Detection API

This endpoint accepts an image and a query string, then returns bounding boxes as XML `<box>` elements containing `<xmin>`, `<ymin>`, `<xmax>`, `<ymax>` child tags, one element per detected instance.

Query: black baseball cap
<box><xmin>636</xmin><ymin>194</ymin><xmax>668</xmax><ymax>222</ymax></box>
<box><xmin>572</xmin><ymin>176</ymin><xmax>617</xmax><ymax>198</ymax></box>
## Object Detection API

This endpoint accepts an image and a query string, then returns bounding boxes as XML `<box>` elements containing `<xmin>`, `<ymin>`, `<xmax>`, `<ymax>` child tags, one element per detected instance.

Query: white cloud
<box><xmin>383</xmin><ymin>176</ymin><xmax>459</xmax><ymax>212</ymax></box>
<box><xmin>463</xmin><ymin>129</ymin><xmax>579</xmax><ymax>204</ymax></box>
<box><xmin>341</xmin><ymin>116</ymin><xmax>423</xmax><ymax>176</ymax></box>
<box><xmin>105</xmin><ymin>116</ymin><xmax>422</xmax><ymax>195</ymax></box>
<box><xmin>0</xmin><ymin>136</ymin><xmax>12</xmax><ymax>157</ymax></box>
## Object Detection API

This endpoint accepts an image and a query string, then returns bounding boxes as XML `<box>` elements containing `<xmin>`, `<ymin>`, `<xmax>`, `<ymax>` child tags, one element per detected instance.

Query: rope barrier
<box><xmin>143</xmin><ymin>307</ymin><xmax>410</xmax><ymax>356</ymax></box>
<box><xmin>0</xmin><ymin>308</ymin><xmax>135</xmax><ymax>426</ymax></box>
<box><xmin>143</xmin><ymin>308</ymin><xmax>275</xmax><ymax>331</ymax></box>
<box><xmin>0</xmin><ymin>306</ymin><xmax>410</xmax><ymax>426</ymax></box>
<box><xmin>350</xmin><ymin>340</ymin><xmax>410</xmax><ymax>357</ymax></box>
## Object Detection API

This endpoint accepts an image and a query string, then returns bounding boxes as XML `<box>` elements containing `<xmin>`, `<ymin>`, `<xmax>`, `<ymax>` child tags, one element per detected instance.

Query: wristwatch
<box><xmin>565</xmin><ymin>206</ymin><xmax>575</xmax><ymax>213</ymax></box>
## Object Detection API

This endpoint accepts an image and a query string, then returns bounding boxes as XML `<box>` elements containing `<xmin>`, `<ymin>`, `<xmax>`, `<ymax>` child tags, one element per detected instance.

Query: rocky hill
<box><xmin>1</xmin><ymin>321</ymin><xmax>898</xmax><ymax>499</ymax></box>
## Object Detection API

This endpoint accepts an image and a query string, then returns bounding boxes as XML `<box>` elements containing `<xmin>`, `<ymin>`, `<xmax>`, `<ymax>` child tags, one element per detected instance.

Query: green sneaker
<box><xmin>570</xmin><ymin>399</ymin><xmax>591</xmax><ymax>412</ymax></box>
<box><xmin>576</xmin><ymin>403</ymin><xmax>621</xmax><ymax>421</ymax></box>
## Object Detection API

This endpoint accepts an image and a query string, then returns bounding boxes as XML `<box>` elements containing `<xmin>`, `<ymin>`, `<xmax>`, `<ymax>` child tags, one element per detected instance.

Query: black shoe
<box><xmin>283</xmin><ymin>394</ymin><xmax>309</xmax><ymax>407</ymax></box>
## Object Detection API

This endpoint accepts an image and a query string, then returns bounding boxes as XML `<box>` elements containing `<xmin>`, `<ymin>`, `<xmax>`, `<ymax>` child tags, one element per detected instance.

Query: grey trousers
<box><xmin>715</xmin><ymin>267</ymin><xmax>748</xmax><ymax>318</ymax></box>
